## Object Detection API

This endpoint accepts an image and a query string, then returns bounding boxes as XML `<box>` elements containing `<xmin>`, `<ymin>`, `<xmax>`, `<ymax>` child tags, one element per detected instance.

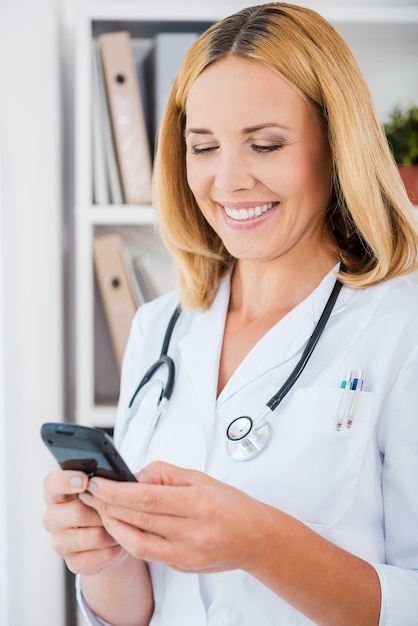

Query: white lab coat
<box><xmin>78</xmin><ymin>268</ymin><xmax>418</xmax><ymax>625</ymax></box>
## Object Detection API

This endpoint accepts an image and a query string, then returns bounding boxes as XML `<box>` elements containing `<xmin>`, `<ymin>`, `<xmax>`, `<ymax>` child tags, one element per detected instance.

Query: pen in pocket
<box><xmin>336</xmin><ymin>369</ymin><xmax>364</xmax><ymax>430</ymax></box>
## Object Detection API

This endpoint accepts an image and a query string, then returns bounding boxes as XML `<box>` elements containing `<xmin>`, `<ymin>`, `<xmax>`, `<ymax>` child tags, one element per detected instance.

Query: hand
<box><xmin>42</xmin><ymin>470</ymin><xmax>128</xmax><ymax>575</ymax></box>
<box><xmin>78</xmin><ymin>461</ymin><xmax>271</xmax><ymax>574</ymax></box>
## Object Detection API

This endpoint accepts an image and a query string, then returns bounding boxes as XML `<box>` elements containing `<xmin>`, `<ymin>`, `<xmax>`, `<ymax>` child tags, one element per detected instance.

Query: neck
<box><xmin>230</xmin><ymin>252</ymin><xmax>339</xmax><ymax>322</ymax></box>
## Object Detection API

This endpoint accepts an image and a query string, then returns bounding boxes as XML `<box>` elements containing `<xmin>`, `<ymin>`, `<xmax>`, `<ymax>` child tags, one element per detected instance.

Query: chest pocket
<box><xmin>269</xmin><ymin>386</ymin><xmax>374</xmax><ymax>528</ymax></box>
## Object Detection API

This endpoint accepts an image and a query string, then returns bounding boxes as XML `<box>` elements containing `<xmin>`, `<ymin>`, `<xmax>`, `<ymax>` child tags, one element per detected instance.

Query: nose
<box><xmin>214</xmin><ymin>151</ymin><xmax>256</xmax><ymax>194</ymax></box>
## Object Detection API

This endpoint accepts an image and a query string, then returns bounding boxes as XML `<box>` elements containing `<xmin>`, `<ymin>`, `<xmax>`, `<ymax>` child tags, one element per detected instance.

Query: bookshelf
<box><xmin>73</xmin><ymin>2</ymin><xmax>418</xmax><ymax>429</ymax></box>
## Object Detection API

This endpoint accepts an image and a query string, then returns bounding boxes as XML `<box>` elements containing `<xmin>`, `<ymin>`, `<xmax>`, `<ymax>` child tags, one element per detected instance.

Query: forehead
<box><xmin>185</xmin><ymin>56</ymin><xmax>313</xmax><ymax>127</ymax></box>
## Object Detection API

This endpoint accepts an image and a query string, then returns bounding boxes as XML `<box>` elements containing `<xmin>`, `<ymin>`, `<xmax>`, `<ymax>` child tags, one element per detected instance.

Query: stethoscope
<box><xmin>125</xmin><ymin>278</ymin><xmax>342</xmax><ymax>465</ymax></box>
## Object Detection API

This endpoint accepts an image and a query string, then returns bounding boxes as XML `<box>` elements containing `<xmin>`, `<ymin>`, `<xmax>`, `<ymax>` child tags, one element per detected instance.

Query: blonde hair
<box><xmin>153</xmin><ymin>2</ymin><xmax>418</xmax><ymax>309</ymax></box>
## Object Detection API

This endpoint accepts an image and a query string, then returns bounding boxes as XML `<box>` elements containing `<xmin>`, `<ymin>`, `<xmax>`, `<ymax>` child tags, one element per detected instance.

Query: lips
<box><xmin>223</xmin><ymin>202</ymin><xmax>276</xmax><ymax>221</ymax></box>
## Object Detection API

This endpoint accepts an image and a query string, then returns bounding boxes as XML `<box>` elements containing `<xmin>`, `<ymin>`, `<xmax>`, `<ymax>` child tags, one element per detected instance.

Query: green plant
<box><xmin>383</xmin><ymin>103</ymin><xmax>418</xmax><ymax>166</ymax></box>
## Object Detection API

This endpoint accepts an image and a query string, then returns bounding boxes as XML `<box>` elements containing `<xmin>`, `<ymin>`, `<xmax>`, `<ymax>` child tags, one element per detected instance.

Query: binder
<box><xmin>121</xmin><ymin>248</ymin><xmax>148</xmax><ymax>308</ymax></box>
<box><xmin>92</xmin><ymin>40</ymin><xmax>123</xmax><ymax>205</ymax></box>
<box><xmin>93</xmin><ymin>234</ymin><xmax>138</xmax><ymax>371</ymax></box>
<box><xmin>91</xmin><ymin>41</ymin><xmax>109</xmax><ymax>205</ymax></box>
<box><xmin>154</xmin><ymin>32</ymin><xmax>198</xmax><ymax>136</ymax></box>
<box><xmin>130</xmin><ymin>37</ymin><xmax>154</xmax><ymax>155</ymax></box>
<box><xmin>98</xmin><ymin>31</ymin><xmax>153</xmax><ymax>204</ymax></box>
<box><xmin>130</xmin><ymin>253</ymin><xmax>157</xmax><ymax>303</ymax></box>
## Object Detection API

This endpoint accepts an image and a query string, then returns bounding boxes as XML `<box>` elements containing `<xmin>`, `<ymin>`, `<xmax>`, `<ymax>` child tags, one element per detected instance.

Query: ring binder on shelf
<box><xmin>98</xmin><ymin>31</ymin><xmax>153</xmax><ymax>205</ymax></box>
<box><xmin>92</xmin><ymin>40</ymin><xmax>123</xmax><ymax>205</ymax></box>
<box><xmin>154</xmin><ymin>32</ymin><xmax>198</xmax><ymax>135</ymax></box>
<box><xmin>93</xmin><ymin>234</ymin><xmax>138</xmax><ymax>371</ymax></box>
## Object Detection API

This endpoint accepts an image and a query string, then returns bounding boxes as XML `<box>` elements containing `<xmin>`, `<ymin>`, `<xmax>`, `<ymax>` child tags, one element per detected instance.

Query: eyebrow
<box><xmin>184</xmin><ymin>123</ymin><xmax>289</xmax><ymax>137</ymax></box>
<box><xmin>184</xmin><ymin>128</ymin><xmax>212</xmax><ymax>137</ymax></box>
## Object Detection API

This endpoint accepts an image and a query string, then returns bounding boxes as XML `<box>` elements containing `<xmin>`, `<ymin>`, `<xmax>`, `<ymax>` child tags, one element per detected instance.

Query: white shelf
<box><xmin>82</xmin><ymin>2</ymin><xmax>418</xmax><ymax>24</ymax></box>
<box><xmin>81</xmin><ymin>205</ymin><xmax>156</xmax><ymax>225</ymax></box>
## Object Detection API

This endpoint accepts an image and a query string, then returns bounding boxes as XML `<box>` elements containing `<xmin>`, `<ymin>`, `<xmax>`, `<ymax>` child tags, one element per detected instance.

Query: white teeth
<box><xmin>224</xmin><ymin>202</ymin><xmax>275</xmax><ymax>221</ymax></box>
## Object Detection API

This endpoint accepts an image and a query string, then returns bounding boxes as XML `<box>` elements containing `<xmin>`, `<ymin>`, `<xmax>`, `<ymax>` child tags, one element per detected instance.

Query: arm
<box><xmin>247</xmin><ymin>502</ymin><xmax>381</xmax><ymax>625</ymax></box>
<box><xmin>79</xmin><ymin>462</ymin><xmax>380</xmax><ymax>626</ymax></box>
<box><xmin>42</xmin><ymin>470</ymin><xmax>153</xmax><ymax>626</ymax></box>
<box><xmin>80</xmin><ymin>556</ymin><xmax>153</xmax><ymax>626</ymax></box>
<box><xmin>370</xmin><ymin>344</ymin><xmax>418</xmax><ymax>625</ymax></box>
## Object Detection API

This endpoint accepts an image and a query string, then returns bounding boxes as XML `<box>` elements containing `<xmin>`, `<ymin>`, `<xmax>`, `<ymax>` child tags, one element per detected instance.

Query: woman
<box><xmin>43</xmin><ymin>4</ymin><xmax>418</xmax><ymax>625</ymax></box>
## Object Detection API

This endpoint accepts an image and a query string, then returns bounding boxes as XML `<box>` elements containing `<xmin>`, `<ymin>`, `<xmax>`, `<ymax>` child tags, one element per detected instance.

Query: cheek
<box><xmin>311</xmin><ymin>161</ymin><xmax>332</xmax><ymax>204</ymax></box>
<box><xmin>295</xmin><ymin>147</ymin><xmax>332</xmax><ymax>201</ymax></box>
<box><xmin>186</xmin><ymin>157</ymin><xmax>204</xmax><ymax>197</ymax></box>
<box><xmin>186</xmin><ymin>155</ymin><xmax>218</xmax><ymax>202</ymax></box>
<box><xmin>185</xmin><ymin>159</ymin><xmax>215</xmax><ymax>224</ymax></box>
<box><xmin>311</xmin><ymin>139</ymin><xmax>333</xmax><ymax>186</ymax></box>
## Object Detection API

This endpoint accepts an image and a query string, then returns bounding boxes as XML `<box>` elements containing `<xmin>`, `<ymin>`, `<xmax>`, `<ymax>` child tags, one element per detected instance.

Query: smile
<box><xmin>223</xmin><ymin>202</ymin><xmax>276</xmax><ymax>221</ymax></box>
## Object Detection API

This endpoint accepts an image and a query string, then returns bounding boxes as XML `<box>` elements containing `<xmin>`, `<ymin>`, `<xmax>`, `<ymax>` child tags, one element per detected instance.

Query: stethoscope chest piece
<box><xmin>226</xmin><ymin>415</ymin><xmax>271</xmax><ymax>461</ymax></box>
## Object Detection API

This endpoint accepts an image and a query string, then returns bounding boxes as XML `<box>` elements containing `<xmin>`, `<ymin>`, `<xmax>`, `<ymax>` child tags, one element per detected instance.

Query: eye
<box><xmin>190</xmin><ymin>145</ymin><xmax>219</xmax><ymax>156</ymax></box>
<box><xmin>251</xmin><ymin>143</ymin><xmax>284</xmax><ymax>154</ymax></box>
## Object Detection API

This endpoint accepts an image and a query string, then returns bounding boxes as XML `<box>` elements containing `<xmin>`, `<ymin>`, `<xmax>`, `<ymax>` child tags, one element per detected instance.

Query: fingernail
<box><xmin>70</xmin><ymin>475</ymin><xmax>83</xmax><ymax>489</ymax></box>
<box><xmin>79</xmin><ymin>492</ymin><xmax>93</xmax><ymax>506</ymax></box>
<box><xmin>88</xmin><ymin>479</ymin><xmax>99</xmax><ymax>495</ymax></box>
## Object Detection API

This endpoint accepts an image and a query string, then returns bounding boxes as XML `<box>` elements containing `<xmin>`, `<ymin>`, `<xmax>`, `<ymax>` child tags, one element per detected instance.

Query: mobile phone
<box><xmin>41</xmin><ymin>422</ymin><xmax>136</xmax><ymax>482</ymax></box>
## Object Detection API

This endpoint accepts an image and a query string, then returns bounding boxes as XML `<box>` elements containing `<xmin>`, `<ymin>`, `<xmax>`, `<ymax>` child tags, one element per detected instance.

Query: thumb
<box><xmin>43</xmin><ymin>470</ymin><xmax>89</xmax><ymax>503</ymax></box>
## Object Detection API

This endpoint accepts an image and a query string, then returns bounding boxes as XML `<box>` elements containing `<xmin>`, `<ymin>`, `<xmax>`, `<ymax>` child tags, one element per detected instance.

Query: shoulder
<box><xmin>372</xmin><ymin>275</ymin><xmax>418</xmax><ymax>318</ymax></box>
<box><xmin>123</xmin><ymin>291</ymin><xmax>203</xmax><ymax>369</ymax></box>
<box><xmin>383</xmin><ymin>274</ymin><xmax>418</xmax><ymax>298</ymax></box>
<box><xmin>124</xmin><ymin>291</ymin><xmax>180</xmax><ymax>359</ymax></box>
<box><xmin>347</xmin><ymin>274</ymin><xmax>418</xmax><ymax>316</ymax></box>
<box><xmin>345</xmin><ymin>275</ymin><xmax>418</xmax><ymax>345</ymax></box>
<box><xmin>133</xmin><ymin>290</ymin><xmax>180</xmax><ymax>332</ymax></box>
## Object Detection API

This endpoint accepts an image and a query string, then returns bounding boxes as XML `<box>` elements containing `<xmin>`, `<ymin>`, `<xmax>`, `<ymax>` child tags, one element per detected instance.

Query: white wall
<box><xmin>0</xmin><ymin>0</ymin><xmax>65</xmax><ymax>624</ymax></box>
<box><xmin>0</xmin><ymin>130</ymin><xmax>8</xmax><ymax>626</ymax></box>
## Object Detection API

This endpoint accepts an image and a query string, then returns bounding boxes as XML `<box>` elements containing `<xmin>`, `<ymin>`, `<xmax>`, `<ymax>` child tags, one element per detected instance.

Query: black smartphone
<box><xmin>41</xmin><ymin>422</ymin><xmax>136</xmax><ymax>482</ymax></box>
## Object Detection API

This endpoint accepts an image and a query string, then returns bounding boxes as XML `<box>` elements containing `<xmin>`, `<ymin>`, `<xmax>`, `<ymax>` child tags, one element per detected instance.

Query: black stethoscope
<box><xmin>125</xmin><ymin>278</ymin><xmax>342</xmax><ymax>465</ymax></box>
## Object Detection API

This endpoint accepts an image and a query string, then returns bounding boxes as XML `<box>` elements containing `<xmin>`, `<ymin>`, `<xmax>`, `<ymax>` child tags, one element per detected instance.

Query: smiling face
<box><xmin>184</xmin><ymin>56</ymin><xmax>336</xmax><ymax>269</ymax></box>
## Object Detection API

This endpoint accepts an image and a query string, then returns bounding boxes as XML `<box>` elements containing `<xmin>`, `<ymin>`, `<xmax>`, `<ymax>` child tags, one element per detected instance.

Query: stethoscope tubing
<box><xmin>265</xmin><ymin>278</ymin><xmax>342</xmax><ymax>412</ymax></box>
<box><xmin>128</xmin><ymin>306</ymin><xmax>181</xmax><ymax>409</ymax></box>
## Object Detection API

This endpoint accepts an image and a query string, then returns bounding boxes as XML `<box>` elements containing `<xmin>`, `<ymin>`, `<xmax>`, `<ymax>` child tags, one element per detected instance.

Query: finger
<box><xmin>63</xmin><ymin>543</ymin><xmax>127</xmax><ymax>577</ymax></box>
<box><xmin>50</xmin><ymin>523</ymin><xmax>119</xmax><ymax>558</ymax></box>
<box><xmin>81</xmin><ymin>480</ymin><xmax>194</xmax><ymax>519</ymax></box>
<box><xmin>100</xmin><ymin>514</ymin><xmax>174</xmax><ymax>562</ymax></box>
<box><xmin>83</xmin><ymin>463</ymin><xmax>223</xmax><ymax>521</ymax></box>
<box><xmin>43</xmin><ymin>470</ymin><xmax>89</xmax><ymax>503</ymax></box>
<box><xmin>77</xmin><ymin>468</ymin><xmax>226</xmax><ymax>547</ymax></box>
<box><xmin>83</xmin><ymin>462</ymin><xmax>217</xmax><ymax>514</ymax></box>
<box><xmin>137</xmin><ymin>461</ymin><xmax>213</xmax><ymax>487</ymax></box>
<box><xmin>79</xmin><ymin>489</ymin><xmax>186</xmax><ymax>540</ymax></box>
<box><xmin>42</xmin><ymin>497</ymin><xmax>102</xmax><ymax>534</ymax></box>
<box><xmin>101</xmin><ymin>515</ymin><xmax>219</xmax><ymax>573</ymax></box>
<box><xmin>79</xmin><ymin>481</ymin><xmax>224</xmax><ymax>549</ymax></box>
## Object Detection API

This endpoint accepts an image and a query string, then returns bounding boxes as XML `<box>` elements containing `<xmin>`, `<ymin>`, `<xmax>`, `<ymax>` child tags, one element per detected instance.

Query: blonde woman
<box><xmin>43</xmin><ymin>4</ymin><xmax>418</xmax><ymax>625</ymax></box>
